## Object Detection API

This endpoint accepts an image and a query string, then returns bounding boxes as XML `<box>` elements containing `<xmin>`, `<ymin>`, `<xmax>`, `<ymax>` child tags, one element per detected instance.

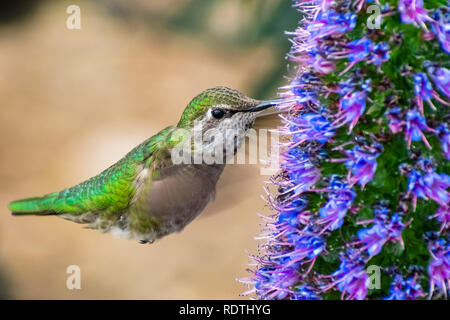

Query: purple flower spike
<box><xmin>430</xmin><ymin>8</ymin><xmax>450</xmax><ymax>54</ymax></box>
<box><xmin>436</xmin><ymin>123</ymin><xmax>450</xmax><ymax>160</ymax></box>
<box><xmin>383</xmin><ymin>274</ymin><xmax>424</xmax><ymax>300</ymax></box>
<box><xmin>335</xmin><ymin>91</ymin><xmax>367</xmax><ymax>133</ymax></box>
<box><xmin>317</xmin><ymin>176</ymin><xmax>356</xmax><ymax>232</ymax></box>
<box><xmin>398</xmin><ymin>0</ymin><xmax>430</xmax><ymax>28</ymax></box>
<box><xmin>404</xmin><ymin>110</ymin><xmax>435</xmax><ymax>149</ymax></box>
<box><xmin>323</xmin><ymin>249</ymin><xmax>368</xmax><ymax>300</ymax></box>
<box><xmin>357</xmin><ymin>212</ymin><xmax>407</xmax><ymax>256</ymax></box>
<box><xmin>427</xmin><ymin>238</ymin><xmax>450</xmax><ymax>298</ymax></box>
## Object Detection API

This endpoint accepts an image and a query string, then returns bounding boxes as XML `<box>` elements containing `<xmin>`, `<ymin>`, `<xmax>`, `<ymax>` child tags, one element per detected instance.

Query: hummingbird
<box><xmin>9</xmin><ymin>87</ymin><xmax>280</xmax><ymax>244</ymax></box>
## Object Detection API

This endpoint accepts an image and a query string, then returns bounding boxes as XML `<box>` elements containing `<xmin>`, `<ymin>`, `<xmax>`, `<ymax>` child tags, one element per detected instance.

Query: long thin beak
<box><xmin>240</xmin><ymin>99</ymin><xmax>285</xmax><ymax>113</ymax></box>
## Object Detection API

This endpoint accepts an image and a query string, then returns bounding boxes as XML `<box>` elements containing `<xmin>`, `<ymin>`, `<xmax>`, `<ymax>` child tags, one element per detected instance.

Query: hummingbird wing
<box><xmin>199</xmin><ymin>113</ymin><xmax>282</xmax><ymax>218</ymax></box>
<box><xmin>9</xmin><ymin>127</ymin><xmax>174</xmax><ymax>223</ymax></box>
<box><xmin>124</xmin><ymin>154</ymin><xmax>225</xmax><ymax>240</ymax></box>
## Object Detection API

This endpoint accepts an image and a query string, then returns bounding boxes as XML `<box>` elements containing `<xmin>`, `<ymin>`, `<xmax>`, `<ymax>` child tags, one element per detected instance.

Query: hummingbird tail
<box><xmin>9</xmin><ymin>193</ymin><xmax>59</xmax><ymax>216</ymax></box>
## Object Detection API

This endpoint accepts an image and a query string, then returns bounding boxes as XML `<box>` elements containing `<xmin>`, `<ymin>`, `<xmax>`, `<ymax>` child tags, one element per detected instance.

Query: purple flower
<box><xmin>414</xmin><ymin>73</ymin><xmax>436</xmax><ymax>113</ymax></box>
<box><xmin>329</xmin><ymin>38</ymin><xmax>389</xmax><ymax>74</ymax></box>
<box><xmin>385</xmin><ymin>107</ymin><xmax>404</xmax><ymax>134</ymax></box>
<box><xmin>357</xmin><ymin>212</ymin><xmax>407</xmax><ymax>256</ymax></box>
<box><xmin>422</xmin><ymin>171</ymin><xmax>450</xmax><ymax>206</ymax></box>
<box><xmin>398</xmin><ymin>0</ymin><xmax>430</xmax><ymax>27</ymax></box>
<box><xmin>370</xmin><ymin>42</ymin><xmax>390</xmax><ymax>68</ymax></box>
<box><xmin>288</xmin><ymin>73</ymin><xmax>321</xmax><ymax>105</ymax></box>
<box><xmin>317</xmin><ymin>176</ymin><xmax>356</xmax><ymax>232</ymax></box>
<box><xmin>404</xmin><ymin>109</ymin><xmax>435</xmax><ymax>149</ymax></box>
<box><xmin>436</xmin><ymin>123</ymin><xmax>450</xmax><ymax>160</ymax></box>
<box><xmin>335</xmin><ymin>91</ymin><xmax>367</xmax><ymax>133</ymax></box>
<box><xmin>383</xmin><ymin>274</ymin><xmax>424</xmax><ymax>300</ymax></box>
<box><xmin>290</xmin><ymin>284</ymin><xmax>322</xmax><ymax>300</ymax></box>
<box><xmin>426</xmin><ymin>64</ymin><xmax>450</xmax><ymax>99</ymax></box>
<box><xmin>415</xmin><ymin>72</ymin><xmax>450</xmax><ymax>112</ymax></box>
<box><xmin>333</xmin><ymin>143</ymin><xmax>383</xmax><ymax>188</ymax></box>
<box><xmin>243</xmin><ymin>264</ymin><xmax>300</xmax><ymax>299</ymax></box>
<box><xmin>407</xmin><ymin>167</ymin><xmax>450</xmax><ymax>210</ymax></box>
<box><xmin>336</xmin><ymin>76</ymin><xmax>369</xmax><ymax>96</ymax></box>
<box><xmin>312</xmin><ymin>56</ymin><xmax>336</xmax><ymax>74</ymax></box>
<box><xmin>414</xmin><ymin>73</ymin><xmax>433</xmax><ymax>101</ymax></box>
<box><xmin>274</xmin><ymin>232</ymin><xmax>325</xmax><ymax>268</ymax></box>
<box><xmin>280</xmin><ymin>149</ymin><xmax>321</xmax><ymax>198</ymax></box>
<box><xmin>430</xmin><ymin>8</ymin><xmax>450</xmax><ymax>54</ymax></box>
<box><xmin>332</xmin><ymin>38</ymin><xmax>373</xmax><ymax>75</ymax></box>
<box><xmin>432</xmin><ymin>205</ymin><xmax>449</xmax><ymax>233</ymax></box>
<box><xmin>323</xmin><ymin>250</ymin><xmax>368</xmax><ymax>300</ymax></box>
<box><xmin>274</xmin><ymin>197</ymin><xmax>311</xmax><ymax>228</ymax></box>
<box><xmin>286</xmin><ymin>113</ymin><xmax>335</xmax><ymax>145</ymax></box>
<box><xmin>307</xmin><ymin>11</ymin><xmax>357</xmax><ymax>40</ymax></box>
<box><xmin>428</xmin><ymin>238</ymin><xmax>450</xmax><ymax>298</ymax></box>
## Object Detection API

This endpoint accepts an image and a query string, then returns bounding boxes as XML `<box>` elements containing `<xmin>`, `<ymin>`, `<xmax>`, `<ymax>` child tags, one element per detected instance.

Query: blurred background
<box><xmin>0</xmin><ymin>0</ymin><xmax>298</xmax><ymax>299</ymax></box>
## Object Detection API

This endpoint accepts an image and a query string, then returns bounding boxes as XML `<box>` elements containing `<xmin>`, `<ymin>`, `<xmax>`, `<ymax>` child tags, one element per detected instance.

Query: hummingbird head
<box><xmin>177</xmin><ymin>86</ymin><xmax>277</xmax><ymax>129</ymax></box>
<box><xmin>175</xmin><ymin>86</ymin><xmax>279</xmax><ymax>163</ymax></box>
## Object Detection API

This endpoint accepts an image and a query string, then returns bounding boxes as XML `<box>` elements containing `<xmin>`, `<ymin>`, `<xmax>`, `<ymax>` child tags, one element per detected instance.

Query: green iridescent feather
<box><xmin>9</xmin><ymin>127</ymin><xmax>173</xmax><ymax>218</ymax></box>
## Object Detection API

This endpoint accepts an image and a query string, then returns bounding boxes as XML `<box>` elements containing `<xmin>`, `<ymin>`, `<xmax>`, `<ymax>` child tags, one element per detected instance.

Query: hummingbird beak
<box><xmin>239</xmin><ymin>99</ymin><xmax>284</xmax><ymax>113</ymax></box>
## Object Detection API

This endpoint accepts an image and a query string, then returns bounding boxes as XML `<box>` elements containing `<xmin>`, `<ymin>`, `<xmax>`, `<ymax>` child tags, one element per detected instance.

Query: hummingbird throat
<box><xmin>170</xmin><ymin>110</ymin><xmax>257</xmax><ymax>166</ymax></box>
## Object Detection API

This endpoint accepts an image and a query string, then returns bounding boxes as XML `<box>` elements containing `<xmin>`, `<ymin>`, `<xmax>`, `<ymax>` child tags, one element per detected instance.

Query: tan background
<box><xmin>0</xmin><ymin>0</ymin><xmax>286</xmax><ymax>299</ymax></box>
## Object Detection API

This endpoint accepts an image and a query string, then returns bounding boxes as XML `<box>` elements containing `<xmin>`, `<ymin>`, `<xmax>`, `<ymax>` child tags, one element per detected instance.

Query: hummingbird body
<box><xmin>9</xmin><ymin>87</ymin><xmax>278</xmax><ymax>243</ymax></box>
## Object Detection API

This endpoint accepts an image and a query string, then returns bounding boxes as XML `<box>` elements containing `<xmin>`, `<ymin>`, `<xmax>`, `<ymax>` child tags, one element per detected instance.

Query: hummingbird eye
<box><xmin>211</xmin><ymin>108</ymin><xmax>225</xmax><ymax>119</ymax></box>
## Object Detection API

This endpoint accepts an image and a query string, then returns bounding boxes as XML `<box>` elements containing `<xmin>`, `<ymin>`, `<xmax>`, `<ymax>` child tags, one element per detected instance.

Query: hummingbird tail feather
<box><xmin>9</xmin><ymin>193</ymin><xmax>59</xmax><ymax>216</ymax></box>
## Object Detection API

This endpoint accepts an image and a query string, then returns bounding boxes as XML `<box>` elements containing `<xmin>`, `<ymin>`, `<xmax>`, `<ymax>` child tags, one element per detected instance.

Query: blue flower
<box><xmin>383</xmin><ymin>274</ymin><xmax>424</xmax><ymax>300</ymax></box>
<box><xmin>357</xmin><ymin>212</ymin><xmax>407</xmax><ymax>256</ymax></box>
<box><xmin>287</xmin><ymin>113</ymin><xmax>335</xmax><ymax>145</ymax></box>
<box><xmin>334</xmin><ymin>142</ymin><xmax>383</xmax><ymax>188</ymax></box>
<box><xmin>370</xmin><ymin>42</ymin><xmax>390</xmax><ymax>68</ymax></box>
<box><xmin>307</xmin><ymin>11</ymin><xmax>356</xmax><ymax>40</ymax></box>
<box><xmin>406</xmin><ymin>162</ymin><xmax>450</xmax><ymax>210</ymax></box>
<box><xmin>385</xmin><ymin>107</ymin><xmax>404</xmax><ymax>134</ymax></box>
<box><xmin>289</xmin><ymin>73</ymin><xmax>321</xmax><ymax>104</ymax></box>
<box><xmin>290</xmin><ymin>284</ymin><xmax>322</xmax><ymax>300</ymax></box>
<box><xmin>430</xmin><ymin>8</ymin><xmax>450</xmax><ymax>54</ymax></box>
<box><xmin>323</xmin><ymin>249</ymin><xmax>368</xmax><ymax>300</ymax></box>
<box><xmin>404</xmin><ymin>109</ymin><xmax>435</xmax><ymax>149</ymax></box>
<box><xmin>427</xmin><ymin>238</ymin><xmax>450</xmax><ymax>298</ymax></box>
<box><xmin>432</xmin><ymin>205</ymin><xmax>449</xmax><ymax>234</ymax></box>
<box><xmin>280</xmin><ymin>150</ymin><xmax>321</xmax><ymax>198</ymax></box>
<box><xmin>398</xmin><ymin>0</ymin><xmax>430</xmax><ymax>27</ymax></box>
<box><xmin>425</xmin><ymin>63</ymin><xmax>450</xmax><ymax>99</ymax></box>
<box><xmin>318</xmin><ymin>176</ymin><xmax>356</xmax><ymax>232</ymax></box>
<box><xmin>415</xmin><ymin>72</ymin><xmax>450</xmax><ymax>113</ymax></box>
<box><xmin>335</xmin><ymin>91</ymin><xmax>367</xmax><ymax>133</ymax></box>
<box><xmin>436</xmin><ymin>123</ymin><xmax>450</xmax><ymax>160</ymax></box>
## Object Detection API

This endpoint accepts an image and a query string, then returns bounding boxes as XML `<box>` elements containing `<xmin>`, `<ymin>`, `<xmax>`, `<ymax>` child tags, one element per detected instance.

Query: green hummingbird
<box><xmin>9</xmin><ymin>87</ymin><xmax>280</xmax><ymax>244</ymax></box>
